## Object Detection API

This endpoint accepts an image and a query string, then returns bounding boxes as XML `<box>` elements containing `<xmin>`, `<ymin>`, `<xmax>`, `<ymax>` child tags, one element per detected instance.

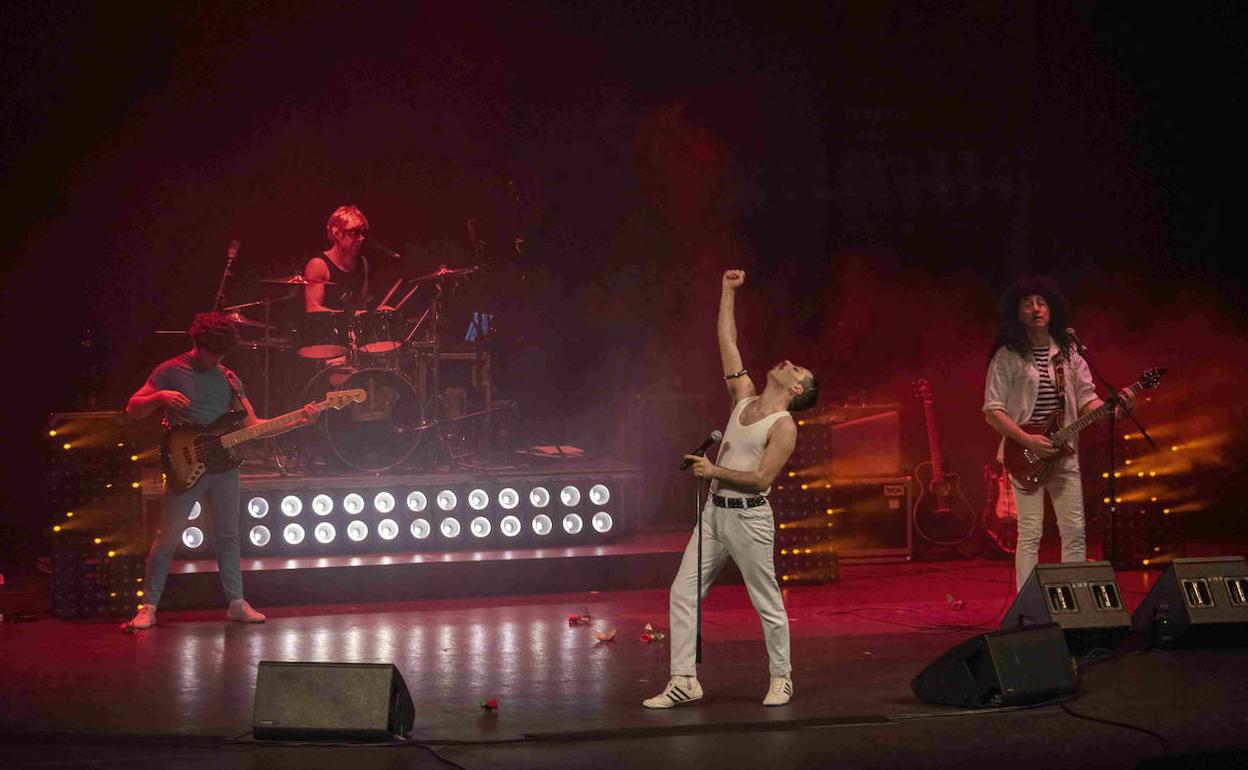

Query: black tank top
<box><xmin>314</xmin><ymin>254</ymin><xmax>369</xmax><ymax>313</ymax></box>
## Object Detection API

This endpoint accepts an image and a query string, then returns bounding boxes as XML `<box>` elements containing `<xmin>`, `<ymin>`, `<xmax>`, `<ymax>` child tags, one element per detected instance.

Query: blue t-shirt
<box><xmin>146</xmin><ymin>352</ymin><xmax>245</xmax><ymax>426</ymax></box>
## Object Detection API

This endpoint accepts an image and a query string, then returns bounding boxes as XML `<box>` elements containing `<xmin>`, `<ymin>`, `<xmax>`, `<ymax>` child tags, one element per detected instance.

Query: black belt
<box><xmin>712</xmin><ymin>494</ymin><xmax>767</xmax><ymax>509</ymax></box>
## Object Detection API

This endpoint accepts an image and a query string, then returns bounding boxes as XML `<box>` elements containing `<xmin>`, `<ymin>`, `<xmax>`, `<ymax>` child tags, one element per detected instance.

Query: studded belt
<box><xmin>712</xmin><ymin>494</ymin><xmax>767</xmax><ymax>509</ymax></box>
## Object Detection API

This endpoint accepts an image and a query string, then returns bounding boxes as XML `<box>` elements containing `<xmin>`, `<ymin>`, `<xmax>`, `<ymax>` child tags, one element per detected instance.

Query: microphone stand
<box><xmin>694</xmin><ymin>477</ymin><xmax>706</xmax><ymax>664</ymax></box>
<box><xmin>1073</xmin><ymin>338</ymin><xmax>1156</xmax><ymax>567</ymax></box>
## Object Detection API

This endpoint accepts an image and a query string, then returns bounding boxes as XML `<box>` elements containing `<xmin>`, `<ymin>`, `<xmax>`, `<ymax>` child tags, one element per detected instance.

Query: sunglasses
<box><xmin>341</xmin><ymin>225</ymin><xmax>369</xmax><ymax>239</ymax></box>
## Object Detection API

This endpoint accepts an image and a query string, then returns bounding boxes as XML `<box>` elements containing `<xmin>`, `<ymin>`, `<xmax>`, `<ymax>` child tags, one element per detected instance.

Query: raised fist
<box><xmin>722</xmin><ymin>270</ymin><xmax>745</xmax><ymax>290</ymax></box>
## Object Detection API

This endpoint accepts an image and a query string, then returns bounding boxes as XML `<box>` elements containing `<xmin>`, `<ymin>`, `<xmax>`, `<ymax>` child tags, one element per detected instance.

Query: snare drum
<box><xmin>297</xmin><ymin>311</ymin><xmax>347</xmax><ymax>359</ymax></box>
<box><xmin>353</xmin><ymin>310</ymin><xmax>404</xmax><ymax>354</ymax></box>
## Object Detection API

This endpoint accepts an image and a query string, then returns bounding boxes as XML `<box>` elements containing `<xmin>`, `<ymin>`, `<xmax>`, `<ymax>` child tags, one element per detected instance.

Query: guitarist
<box><xmin>124</xmin><ymin>311</ymin><xmax>320</xmax><ymax>630</ymax></box>
<box><xmin>983</xmin><ymin>278</ymin><xmax>1134</xmax><ymax>591</ymax></box>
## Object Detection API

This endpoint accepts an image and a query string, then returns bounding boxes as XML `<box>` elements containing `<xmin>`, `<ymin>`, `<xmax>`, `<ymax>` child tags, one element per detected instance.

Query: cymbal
<box><xmin>259</xmin><ymin>274</ymin><xmax>335</xmax><ymax>285</ymax></box>
<box><xmin>224</xmin><ymin>310</ymin><xmax>276</xmax><ymax>330</ymax></box>
<box><xmin>411</xmin><ymin>264</ymin><xmax>480</xmax><ymax>283</ymax></box>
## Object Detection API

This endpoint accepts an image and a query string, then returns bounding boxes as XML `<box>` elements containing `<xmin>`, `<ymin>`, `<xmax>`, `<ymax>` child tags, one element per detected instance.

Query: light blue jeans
<box><xmin>144</xmin><ymin>468</ymin><xmax>244</xmax><ymax>607</ymax></box>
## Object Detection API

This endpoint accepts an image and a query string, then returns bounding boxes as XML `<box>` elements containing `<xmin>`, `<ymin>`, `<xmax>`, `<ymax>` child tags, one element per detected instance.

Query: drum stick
<box><xmin>377</xmin><ymin>279</ymin><xmax>401</xmax><ymax>310</ymax></box>
<box><xmin>394</xmin><ymin>282</ymin><xmax>420</xmax><ymax>311</ymax></box>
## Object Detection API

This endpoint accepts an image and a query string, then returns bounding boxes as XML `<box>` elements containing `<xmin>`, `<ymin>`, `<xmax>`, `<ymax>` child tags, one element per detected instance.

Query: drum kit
<box><xmin>214</xmin><ymin>264</ymin><xmax>494</xmax><ymax>473</ymax></box>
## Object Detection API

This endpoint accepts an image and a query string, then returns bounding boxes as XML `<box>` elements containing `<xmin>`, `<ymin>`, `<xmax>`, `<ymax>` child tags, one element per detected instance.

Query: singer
<box><xmin>304</xmin><ymin>204</ymin><xmax>373</xmax><ymax>315</ymax></box>
<box><xmin>983</xmin><ymin>276</ymin><xmax>1135</xmax><ymax>590</ymax></box>
<box><xmin>644</xmin><ymin>269</ymin><xmax>818</xmax><ymax>710</ymax></box>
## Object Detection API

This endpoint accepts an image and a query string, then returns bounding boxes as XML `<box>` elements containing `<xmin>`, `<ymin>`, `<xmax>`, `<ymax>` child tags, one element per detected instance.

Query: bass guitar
<box><xmin>1003</xmin><ymin>367</ymin><xmax>1165</xmax><ymax>493</ymax></box>
<box><xmin>912</xmin><ymin>379</ymin><xmax>977</xmax><ymax>546</ymax></box>
<box><xmin>162</xmin><ymin>389</ymin><xmax>366</xmax><ymax>491</ymax></box>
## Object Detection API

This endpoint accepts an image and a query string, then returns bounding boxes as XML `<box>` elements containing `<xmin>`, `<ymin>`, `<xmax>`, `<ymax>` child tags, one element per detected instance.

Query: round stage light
<box><xmin>186</xmin><ymin>501</ymin><xmax>202</xmax><ymax>521</ymax></box>
<box><xmin>589</xmin><ymin>484</ymin><xmax>610</xmax><ymax>506</ymax></box>
<box><xmin>314</xmin><ymin>522</ymin><xmax>337</xmax><ymax>544</ymax></box>
<box><xmin>247</xmin><ymin>497</ymin><xmax>269</xmax><ymax>518</ymax></box>
<box><xmin>440</xmin><ymin>518</ymin><xmax>461</xmax><ymax>538</ymax></box>
<box><xmin>470</xmin><ymin>516</ymin><xmax>492</xmax><ymax>538</ymax></box>
<box><xmin>468</xmin><ymin>488</ymin><xmax>490</xmax><ymax>511</ymax></box>
<box><xmin>500</xmin><ymin>515</ymin><xmax>522</xmax><ymax>537</ymax></box>
<box><xmin>283</xmin><ymin>523</ymin><xmax>305</xmax><ymax>545</ymax></box>
<box><xmin>347</xmin><ymin>520</ymin><xmax>368</xmax><ymax>542</ymax></box>
<box><xmin>343</xmin><ymin>493</ymin><xmax>365</xmax><ymax>515</ymax></box>
<box><xmin>410</xmin><ymin>518</ymin><xmax>431</xmax><ymax>540</ymax></box>
<box><xmin>311</xmin><ymin>494</ymin><xmax>334</xmax><ymax>516</ymax></box>
<box><xmin>378</xmin><ymin>518</ymin><xmax>399</xmax><ymax>541</ymax></box>
<box><xmin>498</xmin><ymin>487</ymin><xmax>520</xmax><ymax>510</ymax></box>
<box><xmin>407</xmin><ymin>491</ymin><xmax>428</xmax><ymax>512</ymax></box>
<box><xmin>374</xmin><ymin>491</ymin><xmax>396</xmax><ymax>513</ymax></box>
<box><xmin>249</xmin><ymin>526</ymin><xmax>271</xmax><ymax>547</ymax></box>
<box><xmin>182</xmin><ymin>527</ymin><xmax>205</xmax><ymax>549</ymax></box>
<box><xmin>560</xmin><ymin>485</ymin><xmax>581</xmax><ymax>507</ymax></box>
<box><xmin>563</xmin><ymin>513</ymin><xmax>584</xmax><ymax>535</ymax></box>
<box><xmin>532</xmin><ymin>514</ymin><xmax>553</xmax><ymax>536</ymax></box>
<box><xmin>436</xmin><ymin>490</ymin><xmax>458</xmax><ymax>511</ymax></box>
<box><xmin>592</xmin><ymin>512</ymin><xmax>614</xmax><ymax>533</ymax></box>
<box><xmin>529</xmin><ymin>486</ymin><xmax>551</xmax><ymax>508</ymax></box>
<box><xmin>281</xmin><ymin>495</ymin><xmax>303</xmax><ymax>517</ymax></box>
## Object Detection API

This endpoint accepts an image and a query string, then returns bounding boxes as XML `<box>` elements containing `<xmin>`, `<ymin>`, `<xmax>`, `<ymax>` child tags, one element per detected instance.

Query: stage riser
<box><xmin>160</xmin><ymin>550</ymin><xmax>687</xmax><ymax>610</ymax></box>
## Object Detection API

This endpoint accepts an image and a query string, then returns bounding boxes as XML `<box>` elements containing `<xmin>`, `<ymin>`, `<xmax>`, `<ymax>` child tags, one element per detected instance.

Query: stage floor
<box><xmin>3</xmin><ymin>559</ymin><xmax>1247</xmax><ymax>769</ymax></box>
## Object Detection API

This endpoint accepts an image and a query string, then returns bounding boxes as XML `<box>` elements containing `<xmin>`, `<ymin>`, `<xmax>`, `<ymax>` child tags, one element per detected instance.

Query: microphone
<box><xmin>367</xmin><ymin>238</ymin><xmax>402</xmax><ymax>260</ymax></box>
<box><xmin>679</xmin><ymin>429</ymin><xmax>723</xmax><ymax>471</ymax></box>
<box><xmin>226</xmin><ymin>240</ymin><xmax>240</xmax><ymax>262</ymax></box>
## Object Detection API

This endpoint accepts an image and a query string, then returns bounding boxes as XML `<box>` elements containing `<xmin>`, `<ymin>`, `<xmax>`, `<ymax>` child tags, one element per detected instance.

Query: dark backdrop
<box><xmin>3</xmin><ymin>1</ymin><xmax>1245</xmax><ymax>564</ymax></box>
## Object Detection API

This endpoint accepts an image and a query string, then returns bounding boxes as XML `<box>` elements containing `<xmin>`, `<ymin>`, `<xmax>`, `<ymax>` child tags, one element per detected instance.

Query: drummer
<box><xmin>304</xmin><ymin>204</ymin><xmax>375</xmax><ymax>315</ymax></box>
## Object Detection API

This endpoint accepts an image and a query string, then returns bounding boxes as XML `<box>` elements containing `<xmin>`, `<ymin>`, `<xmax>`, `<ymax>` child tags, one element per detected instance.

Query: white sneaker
<box><xmin>227</xmin><ymin>599</ymin><xmax>266</xmax><ymax>623</ymax></box>
<box><xmin>129</xmin><ymin>603</ymin><xmax>157</xmax><ymax>630</ymax></box>
<box><xmin>643</xmin><ymin>676</ymin><xmax>703</xmax><ymax>709</ymax></box>
<box><xmin>763</xmin><ymin>676</ymin><xmax>793</xmax><ymax>706</ymax></box>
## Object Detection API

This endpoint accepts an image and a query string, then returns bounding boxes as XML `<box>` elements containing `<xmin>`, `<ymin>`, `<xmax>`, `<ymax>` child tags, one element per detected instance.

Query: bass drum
<box><xmin>301</xmin><ymin>367</ymin><xmax>425</xmax><ymax>471</ymax></box>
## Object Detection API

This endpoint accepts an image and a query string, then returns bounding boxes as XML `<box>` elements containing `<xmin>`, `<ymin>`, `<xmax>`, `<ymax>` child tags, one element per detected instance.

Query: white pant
<box><xmin>1010</xmin><ymin>458</ymin><xmax>1086</xmax><ymax>590</ymax></box>
<box><xmin>668</xmin><ymin>499</ymin><xmax>791</xmax><ymax>678</ymax></box>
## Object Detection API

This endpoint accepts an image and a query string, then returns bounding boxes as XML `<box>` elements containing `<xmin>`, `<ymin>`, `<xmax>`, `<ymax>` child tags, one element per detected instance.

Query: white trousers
<box><xmin>668</xmin><ymin>499</ymin><xmax>791</xmax><ymax>678</ymax></box>
<box><xmin>1010</xmin><ymin>457</ymin><xmax>1086</xmax><ymax>590</ymax></box>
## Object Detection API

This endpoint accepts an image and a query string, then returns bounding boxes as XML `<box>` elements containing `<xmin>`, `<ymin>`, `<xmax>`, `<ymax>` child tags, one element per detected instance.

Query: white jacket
<box><xmin>983</xmin><ymin>342</ymin><xmax>1098</xmax><ymax>462</ymax></box>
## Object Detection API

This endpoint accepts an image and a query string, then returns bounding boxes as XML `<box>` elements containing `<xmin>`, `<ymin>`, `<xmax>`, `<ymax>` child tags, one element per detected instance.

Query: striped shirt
<box><xmin>1026</xmin><ymin>346</ymin><xmax>1061</xmax><ymax>426</ymax></box>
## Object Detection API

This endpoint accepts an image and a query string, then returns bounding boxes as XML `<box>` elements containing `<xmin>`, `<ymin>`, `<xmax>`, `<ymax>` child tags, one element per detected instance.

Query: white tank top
<box><xmin>711</xmin><ymin>396</ymin><xmax>792</xmax><ymax>497</ymax></box>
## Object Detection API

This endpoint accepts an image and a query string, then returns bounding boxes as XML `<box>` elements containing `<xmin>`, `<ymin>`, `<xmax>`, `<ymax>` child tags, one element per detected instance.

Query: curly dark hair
<box><xmin>789</xmin><ymin>374</ymin><xmax>819</xmax><ymax>413</ymax></box>
<box><xmin>989</xmin><ymin>276</ymin><xmax>1073</xmax><ymax>361</ymax></box>
<box><xmin>188</xmin><ymin>311</ymin><xmax>239</xmax><ymax>355</ymax></box>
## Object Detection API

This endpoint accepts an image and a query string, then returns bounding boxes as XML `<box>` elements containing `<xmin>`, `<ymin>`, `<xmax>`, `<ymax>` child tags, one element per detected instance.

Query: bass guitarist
<box><xmin>124</xmin><ymin>311</ymin><xmax>320</xmax><ymax>630</ymax></box>
<box><xmin>983</xmin><ymin>278</ymin><xmax>1134</xmax><ymax>591</ymax></box>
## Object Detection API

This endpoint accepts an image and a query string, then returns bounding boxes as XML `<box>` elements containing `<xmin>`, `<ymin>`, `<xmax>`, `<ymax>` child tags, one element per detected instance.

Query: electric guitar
<box><xmin>980</xmin><ymin>463</ymin><xmax>1018</xmax><ymax>557</ymax></box>
<box><xmin>161</xmin><ymin>389</ymin><xmax>366</xmax><ymax>491</ymax></box>
<box><xmin>911</xmin><ymin>379</ymin><xmax>977</xmax><ymax>546</ymax></box>
<box><xmin>1003</xmin><ymin>367</ymin><xmax>1165</xmax><ymax>493</ymax></box>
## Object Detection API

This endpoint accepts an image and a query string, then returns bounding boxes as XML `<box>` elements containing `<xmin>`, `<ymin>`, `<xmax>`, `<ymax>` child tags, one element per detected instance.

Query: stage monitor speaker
<box><xmin>253</xmin><ymin>661</ymin><xmax>415</xmax><ymax>741</ymax></box>
<box><xmin>1001</xmin><ymin>561</ymin><xmax>1130</xmax><ymax>655</ymax></box>
<box><xmin>1131</xmin><ymin>556</ymin><xmax>1248</xmax><ymax>648</ymax></box>
<box><xmin>911</xmin><ymin>623</ymin><xmax>1077</xmax><ymax>708</ymax></box>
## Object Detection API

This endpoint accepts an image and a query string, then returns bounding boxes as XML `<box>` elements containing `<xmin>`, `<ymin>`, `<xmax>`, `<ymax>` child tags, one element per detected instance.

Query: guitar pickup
<box><xmin>1226</xmin><ymin>577</ymin><xmax>1247</xmax><ymax>607</ymax></box>
<box><xmin>1181</xmin><ymin>578</ymin><xmax>1215</xmax><ymax>608</ymax></box>
<box><xmin>1090</xmin><ymin>582</ymin><xmax>1122</xmax><ymax>611</ymax></box>
<box><xmin>1045</xmin><ymin>584</ymin><xmax>1079</xmax><ymax>614</ymax></box>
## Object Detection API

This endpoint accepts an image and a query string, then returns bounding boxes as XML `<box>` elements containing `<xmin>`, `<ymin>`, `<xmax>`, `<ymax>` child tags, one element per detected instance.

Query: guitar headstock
<box><xmin>1139</xmin><ymin>367</ymin><xmax>1167</xmax><ymax>390</ymax></box>
<box><xmin>323</xmin><ymin>389</ymin><xmax>367</xmax><ymax>410</ymax></box>
<box><xmin>913</xmin><ymin>378</ymin><xmax>932</xmax><ymax>401</ymax></box>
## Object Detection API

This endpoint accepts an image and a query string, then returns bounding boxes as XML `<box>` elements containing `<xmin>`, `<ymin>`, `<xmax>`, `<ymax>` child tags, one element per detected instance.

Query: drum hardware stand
<box><xmin>213</xmin><ymin>240</ymin><xmax>240</xmax><ymax>311</ymax></box>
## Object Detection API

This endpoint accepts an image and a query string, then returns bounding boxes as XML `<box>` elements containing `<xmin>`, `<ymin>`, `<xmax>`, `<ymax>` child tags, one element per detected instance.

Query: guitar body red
<box><xmin>1002</xmin><ymin>412</ymin><xmax>1073</xmax><ymax>494</ymax></box>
